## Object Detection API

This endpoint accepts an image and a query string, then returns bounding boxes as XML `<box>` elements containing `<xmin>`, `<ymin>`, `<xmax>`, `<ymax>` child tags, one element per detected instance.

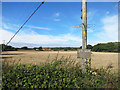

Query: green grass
<box><xmin>2</xmin><ymin>57</ymin><xmax>118</xmax><ymax>89</ymax></box>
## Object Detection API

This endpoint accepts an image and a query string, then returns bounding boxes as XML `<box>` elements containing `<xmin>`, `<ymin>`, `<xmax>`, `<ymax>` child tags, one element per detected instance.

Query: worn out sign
<box><xmin>77</xmin><ymin>49</ymin><xmax>91</xmax><ymax>59</ymax></box>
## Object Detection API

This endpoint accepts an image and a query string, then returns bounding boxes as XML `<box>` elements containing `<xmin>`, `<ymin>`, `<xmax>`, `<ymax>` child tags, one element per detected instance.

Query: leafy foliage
<box><xmin>21</xmin><ymin>46</ymin><xmax>28</xmax><ymax>50</ymax></box>
<box><xmin>2</xmin><ymin>57</ymin><xmax>118</xmax><ymax>88</ymax></box>
<box><xmin>51</xmin><ymin>47</ymin><xmax>78</xmax><ymax>51</ymax></box>
<box><xmin>1</xmin><ymin>42</ymin><xmax>119</xmax><ymax>52</ymax></box>
<box><xmin>92</xmin><ymin>42</ymin><xmax>119</xmax><ymax>52</ymax></box>
<box><xmin>87</xmin><ymin>44</ymin><xmax>93</xmax><ymax>49</ymax></box>
<box><xmin>38</xmin><ymin>47</ymin><xmax>43</xmax><ymax>51</ymax></box>
<box><xmin>1</xmin><ymin>44</ymin><xmax>18</xmax><ymax>51</ymax></box>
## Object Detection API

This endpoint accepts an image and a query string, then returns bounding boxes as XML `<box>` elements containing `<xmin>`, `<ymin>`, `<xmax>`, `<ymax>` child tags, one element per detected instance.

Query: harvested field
<box><xmin>1</xmin><ymin>51</ymin><xmax>118</xmax><ymax>72</ymax></box>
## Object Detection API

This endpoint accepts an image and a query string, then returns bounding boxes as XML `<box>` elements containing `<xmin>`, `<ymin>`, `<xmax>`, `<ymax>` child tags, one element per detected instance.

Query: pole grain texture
<box><xmin>82</xmin><ymin>0</ymin><xmax>87</xmax><ymax>73</ymax></box>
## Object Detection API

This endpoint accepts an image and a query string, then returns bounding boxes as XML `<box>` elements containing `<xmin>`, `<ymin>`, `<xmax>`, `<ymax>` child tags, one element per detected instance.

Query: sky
<box><xmin>0</xmin><ymin>2</ymin><xmax>118</xmax><ymax>48</ymax></box>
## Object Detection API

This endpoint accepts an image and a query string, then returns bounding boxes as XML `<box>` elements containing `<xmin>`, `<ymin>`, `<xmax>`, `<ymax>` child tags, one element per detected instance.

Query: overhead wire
<box><xmin>5</xmin><ymin>0</ymin><xmax>45</xmax><ymax>47</ymax></box>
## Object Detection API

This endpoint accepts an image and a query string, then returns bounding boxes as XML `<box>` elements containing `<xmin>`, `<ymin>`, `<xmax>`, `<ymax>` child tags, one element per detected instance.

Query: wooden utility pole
<box><xmin>81</xmin><ymin>0</ymin><xmax>87</xmax><ymax>73</ymax></box>
<box><xmin>75</xmin><ymin>0</ymin><xmax>95</xmax><ymax>73</ymax></box>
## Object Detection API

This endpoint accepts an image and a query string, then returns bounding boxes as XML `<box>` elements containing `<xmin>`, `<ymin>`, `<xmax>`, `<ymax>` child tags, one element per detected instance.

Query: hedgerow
<box><xmin>2</xmin><ymin>57</ymin><xmax>118</xmax><ymax>89</ymax></box>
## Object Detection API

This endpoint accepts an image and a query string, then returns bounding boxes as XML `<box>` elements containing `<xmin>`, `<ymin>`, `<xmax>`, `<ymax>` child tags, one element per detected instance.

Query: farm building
<box><xmin>42</xmin><ymin>48</ymin><xmax>51</xmax><ymax>51</ymax></box>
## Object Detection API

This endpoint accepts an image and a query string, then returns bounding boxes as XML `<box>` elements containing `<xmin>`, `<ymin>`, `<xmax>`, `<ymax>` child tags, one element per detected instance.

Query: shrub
<box><xmin>2</xmin><ymin>57</ymin><xmax>118</xmax><ymax>89</ymax></box>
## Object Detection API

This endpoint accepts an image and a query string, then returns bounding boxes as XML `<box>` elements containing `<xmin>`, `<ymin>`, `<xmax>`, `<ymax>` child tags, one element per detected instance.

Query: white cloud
<box><xmin>88</xmin><ymin>11</ymin><xmax>92</xmax><ymax>17</ymax></box>
<box><xmin>87</xmin><ymin>28</ymin><xmax>94</xmax><ymax>33</ymax></box>
<box><xmin>106</xmin><ymin>11</ymin><xmax>110</xmax><ymax>14</ymax></box>
<box><xmin>55</xmin><ymin>12</ymin><xmax>60</xmax><ymax>17</ymax></box>
<box><xmin>2</xmin><ymin>23</ymin><xmax>19</xmax><ymax>31</ymax></box>
<box><xmin>54</xmin><ymin>18</ymin><xmax>61</xmax><ymax>21</ymax></box>
<box><xmin>0</xmin><ymin>28</ymin><xmax>82</xmax><ymax>47</ymax></box>
<box><xmin>0</xmin><ymin>28</ymin><xmax>14</xmax><ymax>44</ymax></box>
<box><xmin>88</xmin><ymin>41</ymin><xmax>101</xmax><ymax>46</ymax></box>
<box><xmin>87</xmin><ymin>10</ymin><xmax>97</xmax><ymax>22</ymax></box>
<box><xmin>53</xmin><ymin>12</ymin><xmax>61</xmax><ymax>22</ymax></box>
<box><xmin>2</xmin><ymin>23</ymin><xmax>51</xmax><ymax>31</ymax></box>
<box><xmin>95</xmin><ymin>15</ymin><xmax>118</xmax><ymax>42</ymax></box>
<box><xmin>2</xmin><ymin>23</ymin><xmax>10</xmax><ymax>29</ymax></box>
<box><xmin>27</xmin><ymin>25</ymin><xmax>51</xmax><ymax>30</ymax></box>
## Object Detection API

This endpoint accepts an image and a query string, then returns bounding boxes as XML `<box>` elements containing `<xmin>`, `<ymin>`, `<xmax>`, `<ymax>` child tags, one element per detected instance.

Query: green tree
<box><xmin>64</xmin><ymin>48</ymin><xmax>68</xmax><ymax>51</ymax></box>
<box><xmin>80</xmin><ymin>46</ymin><xmax>82</xmax><ymax>49</ymax></box>
<box><xmin>87</xmin><ymin>45</ymin><xmax>93</xmax><ymax>49</ymax></box>
<box><xmin>33</xmin><ymin>47</ymin><xmax>38</xmax><ymax>50</ymax></box>
<box><xmin>1</xmin><ymin>44</ymin><xmax>17</xmax><ymax>51</ymax></box>
<box><xmin>38</xmin><ymin>47</ymin><xmax>43</xmax><ymax>51</ymax></box>
<box><xmin>21</xmin><ymin>46</ymin><xmax>28</xmax><ymax>50</ymax></box>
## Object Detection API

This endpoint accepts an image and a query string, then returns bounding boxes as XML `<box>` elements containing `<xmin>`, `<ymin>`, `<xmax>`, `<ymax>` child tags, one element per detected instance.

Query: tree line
<box><xmin>0</xmin><ymin>42</ymin><xmax>119</xmax><ymax>52</ymax></box>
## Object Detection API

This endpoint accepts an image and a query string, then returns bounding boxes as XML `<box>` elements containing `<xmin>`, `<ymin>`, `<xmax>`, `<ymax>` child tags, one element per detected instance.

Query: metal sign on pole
<box><xmin>77</xmin><ymin>49</ymin><xmax>91</xmax><ymax>59</ymax></box>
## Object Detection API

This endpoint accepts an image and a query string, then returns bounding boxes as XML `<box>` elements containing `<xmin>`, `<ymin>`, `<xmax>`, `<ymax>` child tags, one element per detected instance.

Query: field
<box><xmin>1</xmin><ymin>51</ymin><xmax>118</xmax><ymax>72</ymax></box>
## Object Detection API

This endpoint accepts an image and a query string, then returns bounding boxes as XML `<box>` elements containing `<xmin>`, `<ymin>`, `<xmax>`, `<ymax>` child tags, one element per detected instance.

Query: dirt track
<box><xmin>1</xmin><ymin>51</ymin><xmax>118</xmax><ymax>72</ymax></box>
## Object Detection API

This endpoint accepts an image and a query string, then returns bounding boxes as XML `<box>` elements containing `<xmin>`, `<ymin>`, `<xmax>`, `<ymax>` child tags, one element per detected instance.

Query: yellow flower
<box><xmin>90</xmin><ymin>71</ymin><xmax>92</xmax><ymax>73</ymax></box>
<box><xmin>92</xmin><ymin>72</ymin><xmax>97</xmax><ymax>75</ymax></box>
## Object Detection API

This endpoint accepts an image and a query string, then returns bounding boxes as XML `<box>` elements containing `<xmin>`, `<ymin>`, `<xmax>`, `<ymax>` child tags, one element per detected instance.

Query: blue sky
<box><xmin>0</xmin><ymin>2</ymin><xmax>118</xmax><ymax>47</ymax></box>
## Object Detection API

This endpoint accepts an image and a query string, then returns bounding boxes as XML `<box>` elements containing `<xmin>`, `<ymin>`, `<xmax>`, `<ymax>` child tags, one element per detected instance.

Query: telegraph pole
<box><xmin>82</xmin><ymin>0</ymin><xmax>87</xmax><ymax>49</ymax></box>
<box><xmin>81</xmin><ymin>0</ymin><xmax>87</xmax><ymax>73</ymax></box>
<box><xmin>75</xmin><ymin>0</ymin><xmax>96</xmax><ymax>73</ymax></box>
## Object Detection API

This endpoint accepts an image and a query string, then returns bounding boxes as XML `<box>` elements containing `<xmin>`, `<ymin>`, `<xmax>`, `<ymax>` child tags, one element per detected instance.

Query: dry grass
<box><xmin>1</xmin><ymin>50</ymin><xmax>118</xmax><ymax>72</ymax></box>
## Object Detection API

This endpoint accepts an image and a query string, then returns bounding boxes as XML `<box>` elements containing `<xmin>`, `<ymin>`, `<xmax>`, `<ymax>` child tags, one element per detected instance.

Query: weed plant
<box><xmin>2</xmin><ymin>56</ymin><xmax>118</xmax><ymax>89</ymax></box>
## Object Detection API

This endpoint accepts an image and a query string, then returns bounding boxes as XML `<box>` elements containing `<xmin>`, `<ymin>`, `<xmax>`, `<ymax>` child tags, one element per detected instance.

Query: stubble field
<box><xmin>1</xmin><ymin>50</ymin><xmax>118</xmax><ymax>72</ymax></box>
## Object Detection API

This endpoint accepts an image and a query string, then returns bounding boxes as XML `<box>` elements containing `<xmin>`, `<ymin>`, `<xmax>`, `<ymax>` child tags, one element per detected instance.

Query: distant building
<box><xmin>35</xmin><ymin>49</ymin><xmax>39</xmax><ymax>51</ymax></box>
<box><xmin>42</xmin><ymin>48</ymin><xmax>51</xmax><ymax>51</ymax></box>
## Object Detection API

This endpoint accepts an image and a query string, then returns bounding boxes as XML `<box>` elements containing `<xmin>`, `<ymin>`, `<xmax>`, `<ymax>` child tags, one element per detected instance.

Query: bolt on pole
<box><xmin>82</xmin><ymin>0</ymin><xmax>87</xmax><ymax>73</ymax></box>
